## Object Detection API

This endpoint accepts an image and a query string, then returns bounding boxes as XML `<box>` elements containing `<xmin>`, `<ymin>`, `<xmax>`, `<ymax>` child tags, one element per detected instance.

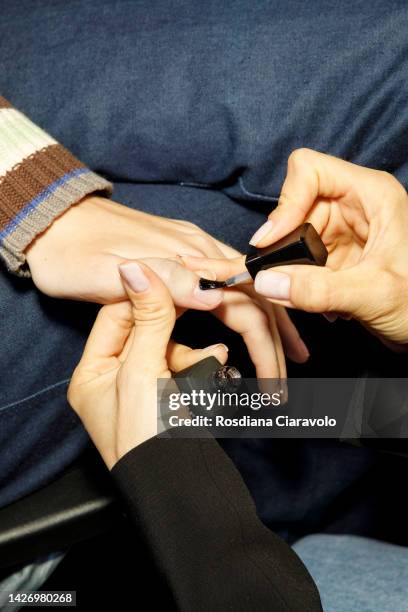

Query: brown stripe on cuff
<box><xmin>0</xmin><ymin>144</ymin><xmax>86</xmax><ymax>230</ymax></box>
<box><xmin>0</xmin><ymin>96</ymin><xmax>12</xmax><ymax>109</ymax></box>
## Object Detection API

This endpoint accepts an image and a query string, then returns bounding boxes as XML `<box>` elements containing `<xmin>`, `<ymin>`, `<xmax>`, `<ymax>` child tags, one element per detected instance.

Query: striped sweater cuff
<box><xmin>0</xmin><ymin>96</ymin><xmax>113</xmax><ymax>276</ymax></box>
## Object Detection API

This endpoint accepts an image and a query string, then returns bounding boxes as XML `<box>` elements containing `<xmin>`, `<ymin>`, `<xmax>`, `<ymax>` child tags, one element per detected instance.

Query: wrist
<box><xmin>25</xmin><ymin>194</ymin><xmax>103</xmax><ymax>265</ymax></box>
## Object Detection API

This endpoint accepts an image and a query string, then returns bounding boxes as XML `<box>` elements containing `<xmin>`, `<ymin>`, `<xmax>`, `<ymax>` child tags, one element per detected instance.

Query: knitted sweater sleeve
<box><xmin>0</xmin><ymin>96</ymin><xmax>112</xmax><ymax>276</ymax></box>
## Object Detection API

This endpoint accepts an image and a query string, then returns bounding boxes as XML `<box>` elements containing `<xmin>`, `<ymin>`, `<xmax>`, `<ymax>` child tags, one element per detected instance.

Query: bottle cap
<box><xmin>245</xmin><ymin>222</ymin><xmax>328</xmax><ymax>279</ymax></box>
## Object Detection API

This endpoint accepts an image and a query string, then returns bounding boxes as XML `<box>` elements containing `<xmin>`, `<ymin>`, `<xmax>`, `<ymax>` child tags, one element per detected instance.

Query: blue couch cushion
<box><xmin>1</xmin><ymin>0</ymin><xmax>408</xmax><ymax>199</ymax></box>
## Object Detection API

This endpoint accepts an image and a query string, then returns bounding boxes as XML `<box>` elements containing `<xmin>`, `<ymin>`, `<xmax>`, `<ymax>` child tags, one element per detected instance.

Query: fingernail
<box><xmin>249</xmin><ymin>220</ymin><xmax>274</xmax><ymax>246</ymax></box>
<box><xmin>255</xmin><ymin>271</ymin><xmax>291</xmax><ymax>300</ymax></box>
<box><xmin>195</xmin><ymin>269</ymin><xmax>217</xmax><ymax>281</ymax></box>
<box><xmin>323</xmin><ymin>313</ymin><xmax>338</xmax><ymax>323</ymax></box>
<box><xmin>206</xmin><ymin>343</ymin><xmax>229</xmax><ymax>353</ymax></box>
<box><xmin>119</xmin><ymin>262</ymin><xmax>150</xmax><ymax>292</ymax></box>
<box><xmin>193</xmin><ymin>285</ymin><xmax>223</xmax><ymax>305</ymax></box>
<box><xmin>280</xmin><ymin>379</ymin><xmax>289</xmax><ymax>405</ymax></box>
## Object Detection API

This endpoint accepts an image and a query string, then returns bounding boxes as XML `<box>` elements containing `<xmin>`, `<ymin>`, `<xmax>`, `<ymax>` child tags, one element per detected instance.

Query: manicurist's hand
<box><xmin>248</xmin><ymin>149</ymin><xmax>408</xmax><ymax>347</ymax></box>
<box><xmin>68</xmin><ymin>261</ymin><xmax>229</xmax><ymax>469</ymax></box>
<box><xmin>25</xmin><ymin>195</ymin><xmax>308</xmax><ymax>377</ymax></box>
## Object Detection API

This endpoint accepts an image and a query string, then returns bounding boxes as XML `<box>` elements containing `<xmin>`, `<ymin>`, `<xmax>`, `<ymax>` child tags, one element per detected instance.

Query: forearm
<box><xmin>110</xmin><ymin>432</ymin><xmax>322</xmax><ymax>611</ymax></box>
<box><xmin>0</xmin><ymin>96</ymin><xmax>112</xmax><ymax>276</ymax></box>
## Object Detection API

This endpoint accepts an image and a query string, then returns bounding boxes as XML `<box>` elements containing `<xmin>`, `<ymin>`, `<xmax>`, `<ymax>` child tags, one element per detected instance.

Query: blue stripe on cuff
<box><xmin>0</xmin><ymin>167</ymin><xmax>90</xmax><ymax>242</ymax></box>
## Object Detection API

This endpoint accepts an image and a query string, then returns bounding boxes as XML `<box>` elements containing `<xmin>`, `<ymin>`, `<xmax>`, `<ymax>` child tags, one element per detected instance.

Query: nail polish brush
<box><xmin>199</xmin><ymin>223</ymin><xmax>328</xmax><ymax>290</ymax></box>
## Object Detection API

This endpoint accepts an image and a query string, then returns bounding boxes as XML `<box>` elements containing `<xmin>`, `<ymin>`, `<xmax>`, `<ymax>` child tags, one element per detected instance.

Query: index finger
<box><xmin>181</xmin><ymin>254</ymin><xmax>247</xmax><ymax>282</ymax></box>
<box><xmin>250</xmin><ymin>148</ymin><xmax>369</xmax><ymax>248</ymax></box>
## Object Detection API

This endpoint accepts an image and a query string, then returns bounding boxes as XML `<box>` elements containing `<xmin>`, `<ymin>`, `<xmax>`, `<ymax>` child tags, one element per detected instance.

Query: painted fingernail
<box><xmin>193</xmin><ymin>286</ymin><xmax>223</xmax><ymax>305</ymax></box>
<box><xmin>255</xmin><ymin>271</ymin><xmax>291</xmax><ymax>300</ymax></box>
<box><xmin>323</xmin><ymin>313</ymin><xmax>338</xmax><ymax>323</ymax></box>
<box><xmin>119</xmin><ymin>262</ymin><xmax>150</xmax><ymax>292</ymax></box>
<box><xmin>249</xmin><ymin>220</ymin><xmax>274</xmax><ymax>246</ymax></box>
<box><xmin>205</xmin><ymin>343</ymin><xmax>229</xmax><ymax>353</ymax></box>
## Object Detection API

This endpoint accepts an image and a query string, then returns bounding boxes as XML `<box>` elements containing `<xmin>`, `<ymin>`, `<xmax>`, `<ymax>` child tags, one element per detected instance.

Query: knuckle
<box><xmin>177</xmin><ymin>219</ymin><xmax>199</xmax><ymax>231</ymax></box>
<box><xmin>292</xmin><ymin>273</ymin><xmax>333</xmax><ymax>312</ymax></box>
<box><xmin>277</xmin><ymin>190</ymin><xmax>300</xmax><ymax>212</ymax></box>
<box><xmin>188</xmin><ymin>233</ymin><xmax>218</xmax><ymax>257</ymax></box>
<box><xmin>378</xmin><ymin>169</ymin><xmax>393</xmax><ymax>180</ymax></box>
<box><xmin>377</xmin><ymin>169</ymin><xmax>397</xmax><ymax>185</ymax></box>
<box><xmin>134</xmin><ymin>299</ymin><xmax>175</xmax><ymax>325</ymax></box>
<box><xmin>180</xmin><ymin>221</ymin><xmax>204</xmax><ymax>236</ymax></box>
<box><xmin>186</xmin><ymin>222</ymin><xmax>200</xmax><ymax>232</ymax></box>
<box><xmin>133</xmin><ymin>294</ymin><xmax>176</xmax><ymax>330</ymax></box>
<box><xmin>287</xmin><ymin>147</ymin><xmax>314</xmax><ymax>169</ymax></box>
<box><xmin>252</xmin><ymin>308</ymin><xmax>270</xmax><ymax>329</ymax></box>
<box><xmin>376</xmin><ymin>171</ymin><xmax>407</xmax><ymax>198</ymax></box>
<box><xmin>190</xmin><ymin>231</ymin><xmax>212</xmax><ymax>247</ymax></box>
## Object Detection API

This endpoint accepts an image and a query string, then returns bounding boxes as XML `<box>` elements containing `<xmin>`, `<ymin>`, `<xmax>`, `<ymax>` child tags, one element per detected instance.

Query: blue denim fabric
<box><xmin>0</xmin><ymin>1</ymin><xmax>407</xmax><ymax>550</ymax></box>
<box><xmin>0</xmin><ymin>551</ymin><xmax>65</xmax><ymax>611</ymax></box>
<box><xmin>294</xmin><ymin>535</ymin><xmax>408</xmax><ymax>611</ymax></box>
<box><xmin>1</xmin><ymin>0</ymin><xmax>408</xmax><ymax>195</ymax></box>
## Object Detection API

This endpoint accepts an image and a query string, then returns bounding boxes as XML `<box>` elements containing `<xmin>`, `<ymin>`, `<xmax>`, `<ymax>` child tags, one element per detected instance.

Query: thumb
<box><xmin>254</xmin><ymin>263</ymin><xmax>376</xmax><ymax>317</ymax></box>
<box><xmin>118</xmin><ymin>261</ymin><xmax>176</xmax><ymax>370</ymax></box>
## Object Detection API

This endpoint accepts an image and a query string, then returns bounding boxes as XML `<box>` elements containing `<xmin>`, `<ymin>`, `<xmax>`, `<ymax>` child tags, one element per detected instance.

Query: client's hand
<box><xmin>68</xmin><ymin>261</ymin><xmax>228</xmax><ymax>469</ymax></box>
<box><xmin>25</xmin><ymin>195</ymin><xmax>308</xmax><ymax>377</ymax></box>
<box><xmin>247</xmin><ymin>149</ymin><xmax>408</xmax><ymax>347</ymax></box>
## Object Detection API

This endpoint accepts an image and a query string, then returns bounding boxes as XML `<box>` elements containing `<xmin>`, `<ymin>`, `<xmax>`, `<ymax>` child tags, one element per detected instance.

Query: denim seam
<box><xmin>178</xmin><ymin>180</ymin><xmax>213</xmax><ymax>188</ymax></box>
<box><xmin>238</xmin><ymin>177</ymin><xmax>279</xmax><ymax>202</ymax></box>
<box><xmin>178</xmin><ymin>177</ymin><xmax>281</xmax><ymax>203</ymax></box>
<box><xmin>0</xmin><ymin>378</ymin><xmax>70</xmax><ymax>413</ymax></box>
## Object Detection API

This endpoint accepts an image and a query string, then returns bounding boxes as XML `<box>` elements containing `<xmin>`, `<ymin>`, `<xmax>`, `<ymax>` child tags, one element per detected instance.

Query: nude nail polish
<box><xmin>255</xmin><ymin>271</ymin><xmax>291</xmax><ymax>300</ymax></box>
<box><xmin>119</xmin><ymin>262</ymin><xmax>150</xmax><ymax>292</ymax></box>
<box><xmin>249</xmin><ymin>220</ymin><xmax>274</xmax><ymax>246</ymax></box>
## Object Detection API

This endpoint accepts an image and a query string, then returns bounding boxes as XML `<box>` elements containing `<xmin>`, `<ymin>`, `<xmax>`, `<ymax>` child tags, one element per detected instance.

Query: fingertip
<box><xmin>249</xmin><ymin>216</ymin><xmax>293</xmax><ymax>248</ymax></box>
<box><xmin>295</xmin><ymin>336</ymin><xmax>310</xmax><ymax>362</ymax></box>
<box><xmin>288</xmin><ymin>345</ymin><xmax>310</xmax><ymax>364</ymax></box>
<box><xmin>249</xmin><ymin>220</ymin><xmax>274</xmax><ymax>246</ymax></box>
<box><xmin>205</xmin><ymin>343</ymin><xmax>229</xmax><ymax>364</ymax></box>
<box><xmin>193</xmin><ymin>285</ymin><xmax>224</xmax><ymax>308</ymax></box>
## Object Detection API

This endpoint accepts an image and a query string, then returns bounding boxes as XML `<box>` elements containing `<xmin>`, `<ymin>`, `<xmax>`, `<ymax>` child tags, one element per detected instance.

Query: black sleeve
<box><xmin>110</xmin><ymin>431</ymin><xmax>322</xmax><ymax>612</ymax></box>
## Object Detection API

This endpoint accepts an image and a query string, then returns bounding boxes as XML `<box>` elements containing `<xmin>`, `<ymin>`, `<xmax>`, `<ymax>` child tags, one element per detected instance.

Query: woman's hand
<box><xmin>25</xmin><ymin>195</ymin><xmax>228</xmax><ymax>305</ymax></box>
<box><xmin>182</xmin><ymin>250</ymin><xmax>309</xmax><ymax>366</ymax></box>
<box><xmin>25</xmin><ymin>195</ymin><xmax>308</xmax><ymax>377</ymax></box>
<box><xmin>68</xmin><ymin>261</ymin><xmax>229</xmax><ymax>469</ymax></box>
<box><xmin>248</xmin><ymin>149</ymin><xmax>408</xmax><ymax>347</ymax></box>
